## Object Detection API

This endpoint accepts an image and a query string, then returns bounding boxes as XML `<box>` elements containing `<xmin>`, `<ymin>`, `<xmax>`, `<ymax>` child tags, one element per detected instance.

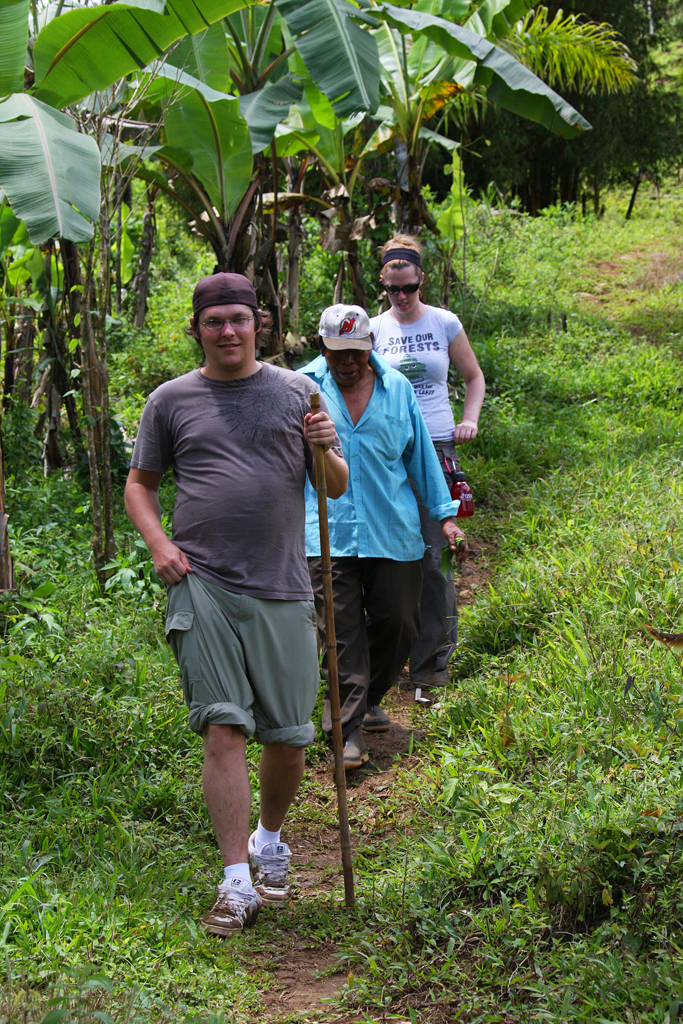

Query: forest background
<box><xmin>1</xmin><ymin>0</ymin><xmax>683</xmax><ymax>1021</ymax></box>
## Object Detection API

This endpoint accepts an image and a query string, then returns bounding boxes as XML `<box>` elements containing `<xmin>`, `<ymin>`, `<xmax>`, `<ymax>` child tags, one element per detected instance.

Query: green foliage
<box><xmin>377</xmin><ymin>2</ymin><xmax>592</xmax><ymax>138</ymax></box>
<box><xmin>0</xmin><ymin>96</ymin><xmax>100</xmax><ymax>244</ymax></box>
<box><xmin>275</xmin><ymin>0</ymin><xmax>381</xmax><ymax>118</ymax></box>
<box><xmin>465</xmin><ymin>2</ymin><xmax>683</xmax><ymax>209</ymax></box>
<box><xmin>2</xmin><ymin>187</ymin><xmax>683</xmax><ymax>1022</ymax></box>
<box><xmin>109</xmin><ymin>194</ymin><xmax>214</xmax><ymax>431</ymax></box>
<box><xmin>0</xmin><ymin>0</ymin><xmax>28</xmax><ymax>95</ymax></box>
<box><xmin>436</xmin><ymin>150</ymin><xmax>465</xmax><ymax>240</ymax></box>
<box><xmin>331</xmin><ymin>187</ymin><xmax>683</xmax><ymax>1022</ymax></box>
<box><xmin>142</xmin><ymin>66</ymin><xmax>254</xmax><ymax>223</ymax></box>
<box><xmin>31</xmin><ymin>0</ymin><xmax>254</xmax><ymax>107</ymax></box>
<box><xmin>504</xmin><ymin>6</ymin><xmax>637</xmax><ymax>94</ymax></box>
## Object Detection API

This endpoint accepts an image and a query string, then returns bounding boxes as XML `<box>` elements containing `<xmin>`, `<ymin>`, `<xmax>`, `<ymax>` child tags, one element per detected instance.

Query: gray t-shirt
<box><xmin>130</xmin><ymin>364</ymin><xmax>337</xmax><ymax>600</ymax></box>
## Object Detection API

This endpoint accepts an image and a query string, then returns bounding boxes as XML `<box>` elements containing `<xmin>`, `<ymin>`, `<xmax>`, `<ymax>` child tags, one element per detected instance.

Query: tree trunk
<box><xmin>0</xmin><ymin>419</ymin><xmax>13</xmax><ymax>592</ymax></box>
<box><xmin>2</xmin><ymin>317</ymin><xmax>15</xmax><ymax>412</ymax></box>
<box><xmin>115</xmin><ymin>176</ymin><xmax>123</xmax><ymax>316</ymax></box>
<box><xmin>34</xmin><ymin>246</ymin><xmax>82</xmax><ymax>470</ymax></box>
<box><xmin>393</xmin><ymin>143</ymin><xmax>423</xmax><ymax>234</ymax></box>
<box><xmin>96</xmin><ymin>206</ymin><xmax>116</xmax><ymax>575</ymax></box>
<box><xmin>442</xmin><ymin>241</ymin><xmax>457</xmax><ymax>310</ymax></box>
<box><xmin>14</xmin><ymin>314</ymin><xmax>36</xmax><ymax>406</ymax></box>
<box><xmin>529</xmin><ymin>174</ymin><xmax>539</xmax><ymax>217</ymax></box>
<box><xmin>407</xmin><ymin>154</ymin><xmax>423</xmax><ymax>234</ymax></box>
<box><xmin>34</xmin><ymin>250</ymin><xmax>66</xmax><ymax>475</ymax></box>
<box><xmin>333</xmin><ymin>257</ymin><xmax>345</xmax><ymax>304</ymax></box>
<box><xmin>346</xmin><ymin>249</ymin><xmax>367</xmax><ymax>310</ymax></box>
<box><xmin>593</xmin><ymin>173</ymin><xmax>601</xmax><ymax>217</ymax></box>
<box><xmin>282</xmin><ymin>158</ymin><xmax>303</xmax><ymax>339</ymax></box>
<box><xmin>39</xmin><ymin>321</ymin><xmax>78</xmax><ymax>468</ymax></box>
<box><xmin>283</xmin><ymin>204</ymin><xmax>302</xmax><ymax>335</ymax></box>
<box><xmin>395</xmin><ymin>140</ymin><xmax>428</xmax><ymax>233</ymax></box>
<box><xmin>80</xmin><ymin>251</ymin><xmax>107</xmax><ymax>590</ymax></box>
<box><xmin>225</xmin><ymin>174</ymin><xmax>261</xmax><ymax>275</ymax></box>
<box><xmin>625</xmin><ymin>171</ymin><xmax>641</xmax><ymax>221</ymax></box>
<box><xmin>62</xmin><ymin>239</ymin><xmax>82</xmax><ymax>339</ymax></box>
<box><xmin>131</xmin><ymin>197</ymin><xmax>156</xmax><ymax>330</ymax></box>
<box><xmin>61</xmin><ymin>236</ymin><xmax>86</xmax><ymax>444</ymax></box>
<box><xmin>41</xmin><ymin>382</ymin><xmax>64</xmax><ymax>476</ymax></box>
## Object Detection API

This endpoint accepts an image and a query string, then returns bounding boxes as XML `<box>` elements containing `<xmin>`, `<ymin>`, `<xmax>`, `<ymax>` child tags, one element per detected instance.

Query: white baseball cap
<box><xmin>318</xmin><ymin>304</ymin><xmax>373</xmax><ymax>350</ymax></box>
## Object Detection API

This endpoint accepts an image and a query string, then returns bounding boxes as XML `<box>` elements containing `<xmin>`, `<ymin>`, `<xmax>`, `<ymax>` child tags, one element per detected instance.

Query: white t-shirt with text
<box><xmin>370</xmin><ymin>306</ymin><xmax>463</xmax><ymax>440</ymax></box>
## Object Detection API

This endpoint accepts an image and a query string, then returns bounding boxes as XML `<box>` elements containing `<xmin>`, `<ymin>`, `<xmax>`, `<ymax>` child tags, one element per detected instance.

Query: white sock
<box><xmin>222</xmin><ymin>862</ymin><xmax>252</xmax><ymax>886</ymax></box>
<box><xmin>254</xmin><ymin>820</ymin><xmax>281</xmax><ymax>853</ymax></box>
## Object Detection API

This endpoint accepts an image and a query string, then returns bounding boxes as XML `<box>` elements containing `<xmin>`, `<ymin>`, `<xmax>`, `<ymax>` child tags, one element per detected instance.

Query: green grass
<box><xmin>2</xmin><ymin>186</ymin><xmax>683</xmax><ymax>1022</ymax></box>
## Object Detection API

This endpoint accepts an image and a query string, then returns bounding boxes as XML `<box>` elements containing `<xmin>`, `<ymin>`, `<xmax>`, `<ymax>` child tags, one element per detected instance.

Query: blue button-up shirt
<box><xmin>300</xmin><ymin>352</ymin><xmax>460</xmax><ymax>560</ymax></box>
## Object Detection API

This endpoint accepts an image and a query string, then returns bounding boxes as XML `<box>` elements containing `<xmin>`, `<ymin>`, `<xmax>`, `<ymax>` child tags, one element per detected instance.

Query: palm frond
<box><xmin>503</xmin><ymin>6</ymin><xmax>637</xmax><ymax>95</ymax></box>
<box><xmin>446</xmin><ymin>85</ymin><xmax>489</xmax><ymax>131</ymax></box>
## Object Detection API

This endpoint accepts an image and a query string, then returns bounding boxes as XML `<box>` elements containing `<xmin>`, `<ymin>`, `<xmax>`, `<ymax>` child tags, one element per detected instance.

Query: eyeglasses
<box><xmin>199</xmin><ymin>316</ymin><xmax>254</xmax><ymax>332</ymax></box>
<box><xmin>382</xmin><ymin>282</ymin><xmax>421</xmax><ymax>296</ymax></box>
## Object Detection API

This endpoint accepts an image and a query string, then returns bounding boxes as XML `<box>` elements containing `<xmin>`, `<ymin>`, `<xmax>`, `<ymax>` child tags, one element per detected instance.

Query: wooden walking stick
<box><xmin>310</xmin><ymin>392</ymin><xmax>355</xmax><ymax>907</ymax></box>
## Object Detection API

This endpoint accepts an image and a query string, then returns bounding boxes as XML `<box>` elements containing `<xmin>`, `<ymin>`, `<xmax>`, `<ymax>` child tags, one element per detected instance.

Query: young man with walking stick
<box><xmin>124</xmin><ymin>273</ymin><xmax>347</xmax><ymax>935</ymax></box>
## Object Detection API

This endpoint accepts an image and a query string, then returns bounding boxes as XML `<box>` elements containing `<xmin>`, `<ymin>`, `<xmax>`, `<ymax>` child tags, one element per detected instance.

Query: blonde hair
<box><xmin>379</xmin><ymin>234</ymin><xmax>423</xmax><ymax>278</ymax></box>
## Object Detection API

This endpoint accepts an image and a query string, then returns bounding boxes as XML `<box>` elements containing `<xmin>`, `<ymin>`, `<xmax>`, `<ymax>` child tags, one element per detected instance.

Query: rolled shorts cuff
<box><xmin>254</xmin><ymin>721</ymin><xmax>316</xmax><ymax>748</ymax></box>
<box><xmin>188</xmin><ymin>701</ymin><xmax>256</xmax><ymax>737</ymax></box>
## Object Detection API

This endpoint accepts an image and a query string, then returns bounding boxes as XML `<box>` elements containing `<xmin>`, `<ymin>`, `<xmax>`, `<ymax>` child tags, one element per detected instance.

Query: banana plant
<box><xmin>1</xmin><ymin>0</ymin><xmax>264</xmax><ymax>594</ymax></box>
<box><xmin>0</xmin><ymin>0</ymin><xmax>100</xmax><ymax>243</ymax></box>
<box><xmin>361</xmin><ymin>0</ymin><xmax>635</xmax><ymax>231</ymax></box>
<box><xmin>0</xmin><ymin>0</ymin><xmax>256</xmax><ymax>244</ymax></box>
<box><xmin>123</xmin><ymin>0</ymin><xmax>383</xmax><ymax>331</ymax></box>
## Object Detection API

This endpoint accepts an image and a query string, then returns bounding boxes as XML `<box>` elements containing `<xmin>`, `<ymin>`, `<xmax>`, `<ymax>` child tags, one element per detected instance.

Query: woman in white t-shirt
<box><xmin>369</xmin><ymin>234</ymin><xmax>486</xmax><ymax>690</ymax></box>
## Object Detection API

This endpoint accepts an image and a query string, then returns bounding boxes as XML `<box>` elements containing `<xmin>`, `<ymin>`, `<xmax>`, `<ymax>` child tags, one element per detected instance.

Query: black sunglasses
<box><xmin>382</xmin><ymin>281</ymin><xmax>421</xmax><ymax>296</ymax></box>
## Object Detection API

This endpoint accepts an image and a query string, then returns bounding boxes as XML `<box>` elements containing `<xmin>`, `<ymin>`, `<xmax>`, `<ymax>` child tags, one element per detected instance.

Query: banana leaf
<box><xmin>165</xmin><ymin>23</ymin><xmax>232</xmax><ymax>94</ymax></box>
<box><xmin>467</xmin><ymin>0</ymin><xmax>531</xmax><ymax>40</ymax></box>
<box><xmin>144</xmin><ymin>65</ymin><xmax>252</xmax><ymax>221</ymax></box>
<box><xmin>239</xmin><ymin>74</ymin><xmax>303</xmax><ymax>154</ymax></box>
<box><xmin>33</xmin><ymin>0</ymin><xmax>253</xmax><ymax>107</ymax></box>
<box><xmin>0</xmin><ymin>204</ymin><xmax>20</xmax><ymax>258</ymax></box>
<box><xmin>436</xmin><ymin>150</ymin><xmax>465</xmax><ymax>241</ymax></box>
<box><xmin>0</xmin><ymin>94</ymin><xmax>100</xmax><ymax>243</ymax></box>
<box><xmin>0</xmin><ymin>0</ymin><xmax>29</xmax><ymax>96</ymax></box>
<box><xmin>375</xmin><ymin>3</ymin><xmax>591</xmax><ymax>137</ymax></box>
<box><xmin>275</xmin><ymin>0</ymin><xmax>380</xmax><ymax>117</ymax></box>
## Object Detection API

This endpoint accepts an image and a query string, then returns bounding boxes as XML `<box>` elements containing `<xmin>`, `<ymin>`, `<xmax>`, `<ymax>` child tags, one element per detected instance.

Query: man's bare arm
<box><xmin>317</xmin><ymin>449</ymin><xmax>348</xmax><ymax>499</ymax></box>
<box><xmin>304</xmin><ymin>411</ymin><xmax>349</xmax><ymax>499</ymax></box>
<box><xmin>124</xmin><ymin>468</ymin><xmax>193</xmax><ymax>585</ymax></box>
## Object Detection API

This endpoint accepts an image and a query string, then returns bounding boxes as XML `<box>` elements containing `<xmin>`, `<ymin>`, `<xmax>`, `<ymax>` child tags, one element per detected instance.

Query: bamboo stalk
<box><xmin>310</xmin><ymin>392</ymin><xmax>355</xmax><ymax>908</ymax></box>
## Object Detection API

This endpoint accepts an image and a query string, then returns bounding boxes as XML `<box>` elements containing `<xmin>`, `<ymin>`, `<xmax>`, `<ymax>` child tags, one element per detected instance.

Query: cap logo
<box><xmin>339</xmin><ymin>315</ymin><xmax>356</xmax><ymax>336</ymax></box>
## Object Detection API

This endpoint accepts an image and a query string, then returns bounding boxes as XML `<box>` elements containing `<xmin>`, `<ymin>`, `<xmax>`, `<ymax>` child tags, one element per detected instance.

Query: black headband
<box><xmin>381</xmin><ymin>247</ymin><xmax>422</xmax><ymax>268</ymax></box>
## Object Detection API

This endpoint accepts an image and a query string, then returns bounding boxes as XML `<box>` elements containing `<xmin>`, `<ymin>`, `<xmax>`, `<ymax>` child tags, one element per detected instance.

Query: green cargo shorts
<box><xmin>165</xmin><ymin>573</ymin><xmax>320</xmax><ymax>747</ymax></box>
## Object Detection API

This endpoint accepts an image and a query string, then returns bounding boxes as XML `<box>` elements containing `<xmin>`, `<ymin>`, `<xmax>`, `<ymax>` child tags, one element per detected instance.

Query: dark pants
<box><xmin>308</xmin><ymin>557</ymin><xmax>423</xmax><ymax>741</ymax></box>
<box><xmin>409</xmin><ymin>442</ymin><xmax>460</xmax><ymax>684</ymax></box>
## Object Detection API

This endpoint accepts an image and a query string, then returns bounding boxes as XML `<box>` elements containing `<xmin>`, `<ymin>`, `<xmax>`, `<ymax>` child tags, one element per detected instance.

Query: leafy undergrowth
<box><xmin>2</xmin><ymin>188</ymin><xmax>683</xmax><ymax>1022</ymax></box>
<box><xmin>327</xmin><ymin>191</ymin><xmax>683</xmax><ymax>1022</ymax></box>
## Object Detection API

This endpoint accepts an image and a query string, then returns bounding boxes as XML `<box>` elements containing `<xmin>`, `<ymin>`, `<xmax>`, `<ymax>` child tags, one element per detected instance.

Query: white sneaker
<box><xmin>201</xmin><ymin>877</ymin><xmax>261</xmax><ymax>936</ymax></box>
<box><xmin>248</xmin><ymin>832</ymin><xmax>292</xmax><ymax>905</ymax></box>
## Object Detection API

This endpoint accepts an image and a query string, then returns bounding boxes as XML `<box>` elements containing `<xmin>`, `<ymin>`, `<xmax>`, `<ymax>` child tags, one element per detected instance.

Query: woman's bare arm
<box><xmin>449</xmin><ymin>328</ymin><xmax>486</xmax><ymax>443</ymax></box>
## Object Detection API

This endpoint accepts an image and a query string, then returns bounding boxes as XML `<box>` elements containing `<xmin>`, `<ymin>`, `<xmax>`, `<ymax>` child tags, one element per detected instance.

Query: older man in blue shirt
<box><xmin>301</xmin><ymin>304</ymin><xmax>468</xmax><ymax>769</ymax></box>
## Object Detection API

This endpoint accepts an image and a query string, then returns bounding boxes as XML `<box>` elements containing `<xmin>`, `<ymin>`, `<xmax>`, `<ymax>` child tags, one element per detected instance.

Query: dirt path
<box><xmin>250</xmin><ymin>537</ymin><xmax>493</xmax><ymax>1023</ymax></box>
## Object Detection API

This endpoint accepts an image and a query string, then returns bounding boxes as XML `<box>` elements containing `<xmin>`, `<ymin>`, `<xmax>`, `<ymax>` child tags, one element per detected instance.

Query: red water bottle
<box><xmin>450</xmin><ymin>472</ymin><xmax>474</xmax><ymax>518</ymax></box>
